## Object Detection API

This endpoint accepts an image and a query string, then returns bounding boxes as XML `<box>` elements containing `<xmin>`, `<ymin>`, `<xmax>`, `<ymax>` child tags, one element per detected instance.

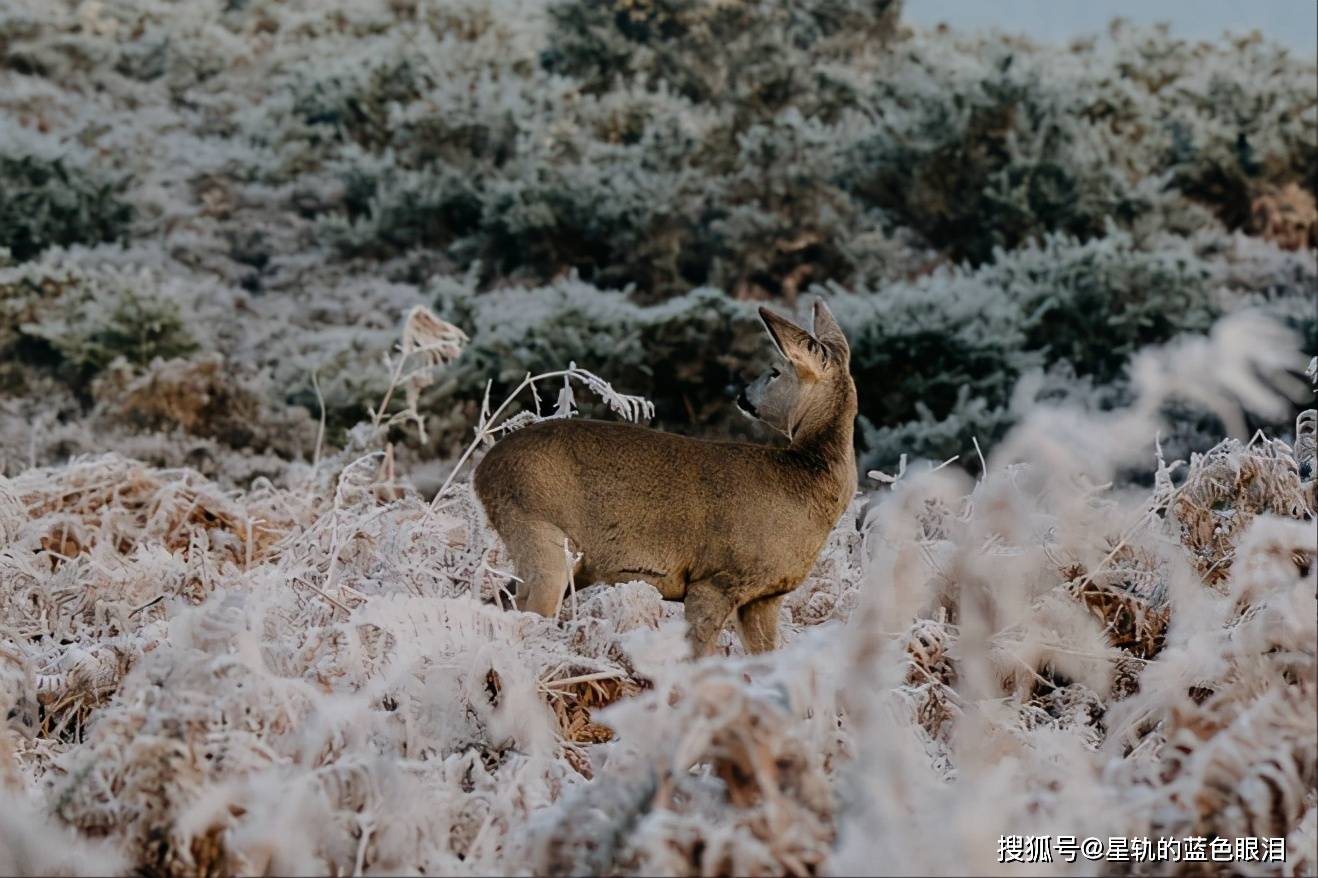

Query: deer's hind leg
<box><xmin>735</xmin><ymin>593</ymin><xmax>785</xmax><ymax>654</ymax></box>
<box><xmin>503</xmin><ymin>518</ymin><xmax>576</xmax><ymax>618</ymax></box>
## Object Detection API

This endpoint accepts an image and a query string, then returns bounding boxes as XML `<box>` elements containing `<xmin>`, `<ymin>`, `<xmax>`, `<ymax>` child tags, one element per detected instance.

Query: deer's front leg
<box><xmin>683</xmin><ymin>576</ymin><xmax>739</xmax><ymax>658</ymax></box>
<box><xmin>735</xmin><ymin>593</ymin><xmax>785</xmax><ymax>654</ymax></box>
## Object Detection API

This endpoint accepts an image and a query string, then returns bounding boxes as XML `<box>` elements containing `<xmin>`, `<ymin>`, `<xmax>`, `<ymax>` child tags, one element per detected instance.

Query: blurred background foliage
<box><xmin>0</xmin><ymin>0</ymin><xmax>1314</xmax><ymax>479</ymax></box>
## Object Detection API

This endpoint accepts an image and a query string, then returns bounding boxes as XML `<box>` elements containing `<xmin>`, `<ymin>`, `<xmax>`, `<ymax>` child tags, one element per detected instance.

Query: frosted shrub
<box><xmin>429</xmin><ymin>278</ymin><xmax>769</xmax><ymax>437</ymax></box>
<box><xmin>543</xmin><ymin>0</ymin><xmax>903</xmax><ymax>104</ymax></box>
<box><xmin>421</xmin><ymin>227</ymin><xmax>1315</xmax><ymax>465</ymax></box>
<box><xmin>0</xmin><ymin>144</ymin><xmax>134</xmax><ymax>263</ymax></box>
<box><xmin>843</xmin><ymin>50</ymin><xmax>1148</xmax><ymax>265</ymax></box>
<box><xmin>319</xmin><ymin>158</ymin><xmax>481</xmax><ymax>263</ymax></box>
<box><xmin>0</xmin><ymin>259</ymin><xmax>197</xmax><ymax>394</ymax></box>
<box><xmin>2</xmin><ymin>0</ymin><xmax>1312</xmax><ymax>299</ymax></box>
<box><xmin>28</xmin><ymin>282</ymin><xmax>197</xmax><ymax>381</ymax></box>
<box><xmin>836</xmin><ymin>229</ymin><xmax>1310</xmax><ymax>470</ymax></box>
<box><xmin>844</xmin><ymin>22</ymin><xmax>1317</xmax><ymax>266</ymax></box>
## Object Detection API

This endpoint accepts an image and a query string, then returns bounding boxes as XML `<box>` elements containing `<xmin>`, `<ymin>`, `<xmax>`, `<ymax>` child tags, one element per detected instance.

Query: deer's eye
<box><xmin>769</xmin><ymin>367</ymin><xmax>780</xmax><ymax>379</ymax></box>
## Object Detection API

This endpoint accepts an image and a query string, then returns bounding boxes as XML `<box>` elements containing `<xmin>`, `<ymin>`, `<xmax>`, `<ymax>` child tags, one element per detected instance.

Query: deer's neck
<box><xmin>784</xmin><ymin>386</ymin><xmax>857</xmax><ymax>512</ymax></box>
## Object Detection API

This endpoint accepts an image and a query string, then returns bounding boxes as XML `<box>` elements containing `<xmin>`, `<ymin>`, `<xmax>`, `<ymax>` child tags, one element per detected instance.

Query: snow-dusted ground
<box><xmin>2</xmin><ymin>311</ymin><xmax>1315</xmax><ymax>875</ymax></box>
<box><xmin>1</xmin><ymin>1</ymin><xmax>1315</xmax><ymax>875</ymax></box>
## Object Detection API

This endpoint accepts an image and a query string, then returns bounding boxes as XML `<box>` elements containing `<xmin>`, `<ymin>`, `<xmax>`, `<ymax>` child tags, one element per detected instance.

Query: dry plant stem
<box><xmin>427</xmin><ymin>366</ymin><xmax>650</xmax><ymax>515</ymax></box>
<box><xmin>370</xmin><ymin>350</ymin><xmax>411</xmax><ymax>434</ymax></box>
<box><xmin>972</xmin><ymin>435</ymin><xmax>987</xmax><ymax>476</ymax></box>
<box><xmin>543</xmin><ymin>671</ymin><xmax>626</xmax><ymax>690</ymax></box>
<box><xmin>291</xmin><ymin>574</ymin><xmax>351</xmax><ymax>616</ymax></box>
<box><xmin>245</xmin><ymin>514</ymin><xmax>255</xmax><ymax>572</ymax></box>
<box><xmin>1071</xmin><ymin>503</ymin><xmax>1160</xmax><ymax>592</ymax></box>
<box><xmin>370</xmin><ymin>317</ymin><xmax>467</xmax><ymax>439</ymax></box>
<box><xmin>428</xmin><ymin>370</ymin><xmax>571</xmax><ymax>511</ymax></box>
<box><xmin>129</xmin><ymin>595</ymin><xmax>164</xmax><ymax>616</ymax></box>
<box><xmin>311</xmin><ymin>368</ymin><xmax>327</xmax><ymax>473</ymax></box>
<box><xmin>353</xmin><ymin>820</ymin><xmax>373</xmax><ymax>878</ymax></box>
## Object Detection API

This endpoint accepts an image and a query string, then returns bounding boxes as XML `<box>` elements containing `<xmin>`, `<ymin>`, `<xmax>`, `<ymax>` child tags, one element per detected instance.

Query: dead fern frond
<box><xmin>1172</xmin><ymin>436</ymin><xmax>1310</xmax><ymax>587</ymax></box>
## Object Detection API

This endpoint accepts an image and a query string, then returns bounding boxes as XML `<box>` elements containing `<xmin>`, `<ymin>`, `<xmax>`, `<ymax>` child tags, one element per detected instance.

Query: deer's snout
<box><xmin>735</xmin><ymin>386</ymin><xmax>758</xmax><ymax>418</ymax></box>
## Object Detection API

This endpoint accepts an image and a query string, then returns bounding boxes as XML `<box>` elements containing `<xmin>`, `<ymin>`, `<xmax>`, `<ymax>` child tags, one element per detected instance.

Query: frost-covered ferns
<box><xmin>0</xmin><ymin>1</ymin><xmax>1316</xmax><ymax>875</ymax></box>
<box><xmin>2</xmin><ymin>307</ymin><xmax>1315</xmax><ymax>876</ymax></box>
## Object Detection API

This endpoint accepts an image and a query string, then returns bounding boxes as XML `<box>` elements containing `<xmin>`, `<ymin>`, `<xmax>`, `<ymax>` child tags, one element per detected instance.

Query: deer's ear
<box><xmin>811</xmin><ymin>299</ymin><xmax>849</xmax><ymax>363</ymax></box>
<box><xmin>759</xmin><ymin>307</ymin><xmax>827</xmax><ymax>379</ymax></box>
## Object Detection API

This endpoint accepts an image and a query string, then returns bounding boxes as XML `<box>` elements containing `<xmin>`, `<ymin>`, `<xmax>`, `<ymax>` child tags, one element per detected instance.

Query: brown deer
<box><xmin>473</xmin><ymin>300</ymin><xmax>857</xmax><ymax>657</ymax></box>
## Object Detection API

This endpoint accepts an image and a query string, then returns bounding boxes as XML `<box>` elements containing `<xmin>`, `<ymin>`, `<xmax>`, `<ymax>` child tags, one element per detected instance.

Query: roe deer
<box><xmin>473</xmin><ymin>299</ymin><xmax>857</xmax><ymax>657</ymax></box>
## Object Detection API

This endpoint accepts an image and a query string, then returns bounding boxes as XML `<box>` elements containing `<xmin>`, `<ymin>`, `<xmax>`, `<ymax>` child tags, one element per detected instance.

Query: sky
<box><xmin>902</xmin><ymin>0</ymin><xmax>1318</xmax><ymax>56</ymax></box>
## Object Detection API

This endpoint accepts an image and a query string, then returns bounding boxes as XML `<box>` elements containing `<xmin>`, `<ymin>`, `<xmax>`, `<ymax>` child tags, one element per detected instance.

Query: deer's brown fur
<box><xmin>474</xmin><ymin>300</ymin><xmax>857</xmax><ymax>657</ymax></box>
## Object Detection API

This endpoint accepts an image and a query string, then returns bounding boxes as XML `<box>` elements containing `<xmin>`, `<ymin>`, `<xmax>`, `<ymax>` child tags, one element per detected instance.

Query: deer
<box><xmin>473</xmin><ymin>299</ymin><xmax>857</xmax><ymax>658</ymax></box>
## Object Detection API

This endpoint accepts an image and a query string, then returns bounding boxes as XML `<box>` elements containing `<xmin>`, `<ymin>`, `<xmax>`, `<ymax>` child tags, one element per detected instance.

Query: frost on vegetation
<box><xmin>0</xmin><ymin>128</ymin><xmax>135</xmax><ymax>264</ymax></box>
<box><xmin>0</xmin><ymin>0</ymin><xmax>1314</xmax><ymax>468</ymax></box>
<box><xmin>0</xmin><ymin>305</ymin><xmax>1312</xmax><ymax>876</ymax></box>
<box><xmin>0</xmin><ymin>1</ymin><xmax>1315</xmax><ymax>874</ymax></box>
